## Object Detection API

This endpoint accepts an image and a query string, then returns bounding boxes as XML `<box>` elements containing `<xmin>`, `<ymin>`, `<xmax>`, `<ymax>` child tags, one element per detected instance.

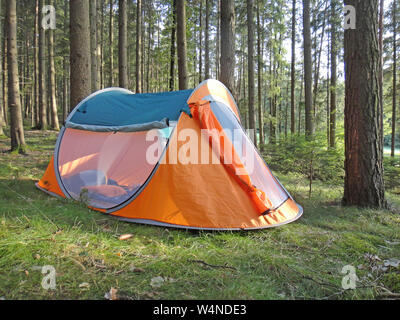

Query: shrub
<box><xmin>262</xmin><ymin>133</ymin><xmax>345</xmax><ymax>185</ymax></box>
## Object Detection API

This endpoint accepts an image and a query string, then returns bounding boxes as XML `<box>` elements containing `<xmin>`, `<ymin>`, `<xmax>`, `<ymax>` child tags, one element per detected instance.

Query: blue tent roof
<box><xmin>69</xmin><ymin>89</ymin><xmax>194</xmax><ymax>127</ymax></box>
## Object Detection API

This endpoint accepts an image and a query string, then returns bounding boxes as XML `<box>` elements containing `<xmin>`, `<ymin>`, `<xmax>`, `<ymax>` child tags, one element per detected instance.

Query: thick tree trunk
<box><xmin>39</xmin><ymin>0</ymin><xmax>47</xmax><ymax>130</ymax></box>
<box><xmin>136</xmin><ymin>0</ymin><xmax>142</xmax><ymax>93</ymax></box>
<box><xmin>70</xmin><ymin>0</ymin><xmax>91</xmax><ymax>110</ymax></box>
<box><xmin>48</xmin><ymin>0</ymin><xmax>59</xmax><ymax>130</ymax></box>
<box><xmin>343</xmin><ymin>0</ymin><xmax>386</xmax><ymax>208</ymax></box>
<box><xmin>118</xmin><ymin>0</ymin><xmax>128</xmax><ymax>89</ymax></box>
<box><xmin>169</xmin><ymin>0</ymin><xmax>176</xmax><ymax>91</ymax></box>
<box><xmin>303</xmin><ymin>0</ymin><xmax>313</xmax><ymax>138</ymax></box>
<box><xmin>219</xmin><ymin>0</ymin><xmax>235</xmax><ymax>97</ymax></box>
<box><xmin>176</xmin><ymin>0</ymin><xmax>188</xmax><ymax>90</ymax></box>
<box><xmin>6</xmin><ymin>0</ymin><xmax>26</xmax><ymax>153</ymax></box>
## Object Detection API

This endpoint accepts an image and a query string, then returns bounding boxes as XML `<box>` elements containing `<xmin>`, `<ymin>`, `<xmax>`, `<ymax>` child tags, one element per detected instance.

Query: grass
<box><xmin>0</xmin><ymin>129</ymin><xmax>399</xmax><ymax>300</ymax></box>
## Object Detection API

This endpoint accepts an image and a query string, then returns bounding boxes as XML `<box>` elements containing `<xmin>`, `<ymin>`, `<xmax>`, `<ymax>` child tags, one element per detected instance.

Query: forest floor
<box><xmin>0</xmin><ymin>129</ymin><xmax>399</xmax><ymax>300</ymax></box>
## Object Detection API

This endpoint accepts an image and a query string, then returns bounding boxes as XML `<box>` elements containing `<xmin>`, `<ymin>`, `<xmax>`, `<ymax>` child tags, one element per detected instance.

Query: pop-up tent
<box><xmin>36</xmin><ymin>79</ymin><xmax>302</xmax><ymax>230</ymax></box>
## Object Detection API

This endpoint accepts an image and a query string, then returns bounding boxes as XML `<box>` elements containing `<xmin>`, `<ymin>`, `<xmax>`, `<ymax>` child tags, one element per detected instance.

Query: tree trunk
<box><xmin>136</xmin><ymin>0</ymin><xmax>142</xmax><ymax>93</ymax></box>
<box><xmin>70</xmin><ymin>0</ymin><xmax>91</xmax><ymax>110</ymax></box>
<box><xmin>2</xmin><ymin>17</ymin><xmax>7</xmax><ymax>127</ymax></box>
<box><xmin>169</xmin><ymin>0</ymin><xmax>176</xmax><ymax>91</ymax></box>
<box><xmin>6</xmin><ymin>0</ymin><xmax>26</xmax><ymax>153</ymax></box>
<box><xmin>90</xmin><ymin>0</ymin><xmax>100</xmax><ymax>92</ymax></box>
<box><xmin>48</xmin><ymin>0</ymin><xmax>59</xmax><ymax>130</ymax></box>
<box><xmin>33</xmin><ymin>0</ymin><xmax>39</xmax><ymax>127</ymax></box>
<box><xmin>118</xmin><ymin>0</ymin><xmax>128</xmax><ymax>88</ymax></box>
<box><xmin>100</xmin><ymin>0</ymin><xmax>105</xmax><ymax>88</ymax></box>
<box><xmin>109</xmin><ymin>0</ymin><xmax>114</xmax><ymax>87</ymax></box>
<box><xmin>378</xmin><ymin>0</ymin><xmax>384</xmax><ymax>153</ymax></box>
<box><xmin>290</xmin><ymin>0</ymin><xmax>296</xmax><ymax>135</ymax></box>
<box><xmin>391</xmin><ymin>0</ymin><xmax>397</xmax><ymax>158</ymax></box>
<box><xmin>343</xmin><ymin>0</ymin><xmax>386</xmax><ymax>208</ymax></box>
<box><xmin>0</xmin><ymin>0</ymin><xmax>3</xmax><ymax>135</ymax></box>
<box><xmin>63</xmin><ymin>0</ymin><xmax>69</xmax><ymax>122</ymax></box>
<box><xmin>247</xmin><ymin>0</ymin><xmax>256</xmax><ymax>146</ymax></box>
<box><xmin>329</xmin><ymin>0</ymin><xmax>338</xmax><ymax>148</ymax></box>
<box><xmin>176</xmin><ymin>0</ymin><xmax>188</xmax><ymax>90</ymax></box>
<box><xmin>257</xmin><ymin>0</ymin><xmax>264</xmax><ymax>148</ymax></box>
<box><xmin>303</xmin><ymin>0</ymin><xmax>313</xmax><ymax>138</ymax></box>
<box><xmin>38</xmin><ymin>0</ymin><xmax>47</xmax><ymax>130</ymax></box>
<box><xmin>198</xmin><ymin>0</ymin><xmax>203</xmax><ymax>83</ymax></box>
<box><xmin>216</xmin><ymin>0</ymin><xmax>220</xmax><ymax>79</ymax></box>
<box><xmin>219</xmin><ymin>0</ymin><xmax>235</xmax><ymax>96</ymax></box>
<box><xmin>204</xmin><ymin>0</ymin><xmax>210</xmax><ymax>79</ymax></box>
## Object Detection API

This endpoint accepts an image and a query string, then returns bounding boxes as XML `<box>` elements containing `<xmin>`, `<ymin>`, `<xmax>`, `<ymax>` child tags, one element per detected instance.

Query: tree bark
<box><xmin>63</xmin><ymin>0</ymin><xmax>69</xmax><ymax>122</ymax></box>
<box><xmin>176</xmin><ymin>0</ymin><xmax>188</xmax><ymax>90</ymax></box>
<box><xmin>70</xmin><ymin>0</ymin><xmax>91</xmax><ymax>110</ymax></box>
<box><xmin>216</xmin><ymin>0</ymin><xmax>221</xmax><ymax>79</ymax></box>
<box><xmin>204</xmin><ymin>0</ymin><xmax>210</xmax><ymax>79</ymax></box>
<box><xmin>198</xmin><ymin>0</ymin><xmax>203</xmax><ymax>83</ymax></box>
<box><xmin>343</xmin><ymin>0</ymin><xmax>386</xmax><ymax>208</ymax></box>
<box><xmin>48</xmin><ymin>0</ymin><xmax>59</xmax><ymax>130</ymax></box>
<box><xmin>136</xmin><ymin>0</ymin><xmax>142</xmax><ymax>93</ymax></box>
<box><xmin>98</xmin><ymin>0</ymin><xmax>104</xmax><ymax>88</ymax></box>
<box><xmin>257</xmin><ymin>0</ymin><xmax>264</xmax><ymax>148</ymax></box>
<box><xmin>329</xmin><ymin>0</ymin><xmax>338</xmax><ymax>148</ymax></box>
<box><xmin>32</xmin><ymin>0</ymin><xmax>39</xmax><ymax>127</ymax></box>
<box><xmin>290</xmin><ymin>0</ymin><xmax>296</xmax><ymax>135</ymax></box>
<box><xmin>90</xmin><ymin>0</ymin><xmax>100</xmax><ymax>92</ymax></box>
<box><xmin>219</xmin><ymin>0</ymin><xmax>235</xmax><ymax>97</ymax></box>
<box><xmin>6</xmin><ymin>0</ymin><xmax>26</xmax><ymax>153</ymax></box>
<box><xmin>303</xmin><ymin>0</ymin><xmax>313</xmax><ymax>138</ymax></box>
<box><xmin>378</xmin><ymin>0</ymin><xmax>384</xmax><ymax>153</ymax></box>
<box><xmin>118</xmin><ymin>0</ymin><xmax>128</xmax><ymax>88</ymax></box>
<box><xmin>169</xmin><ymin>0</ymin><xmax>176</xmax><ymax>91</ymax></box>
<box><xmin>0</xmin><ymin>0</ymin><xmax>3</xmax><ymax>135</ymax></box>
<box><xmin>247</xmin><ymin>0</ymin><xmax>256</xmax><ymax>146</ymax></box>
<box><xmin>38</xmin><ymin>0</ymin><xmax>47</xmax><ymax>130</ymax></box>
<box><xmin>2</xmin><ymin>17</ymin><xmax>7</xmax><ymax>127</ymax></box>
<box><xmin>109</xmin><ymin>0</ymin><xmax>114</xmax><ymax>87</ymax></box>
<box><xmin>391</xmin><ymin>0</ymin><xmax>397</xmax><ymax>157</ymax></box>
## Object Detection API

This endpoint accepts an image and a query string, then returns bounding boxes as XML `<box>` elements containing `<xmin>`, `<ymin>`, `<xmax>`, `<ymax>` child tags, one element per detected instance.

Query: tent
<box><xmin>36</xmin><ymin>79</ymin><xmax>302</xmax><ymax>230</ymax></box>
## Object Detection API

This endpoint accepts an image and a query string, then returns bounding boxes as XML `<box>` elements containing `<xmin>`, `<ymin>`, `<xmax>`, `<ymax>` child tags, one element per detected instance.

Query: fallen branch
<box><xmin>376</xmin><ymin>286</ymin><xmax>400</xmax><ymax>299</ymax></box>
<box><xmin>188</xmin><ymin>259</ymin><xmax>237</xmax><ymax>271</ymax></box>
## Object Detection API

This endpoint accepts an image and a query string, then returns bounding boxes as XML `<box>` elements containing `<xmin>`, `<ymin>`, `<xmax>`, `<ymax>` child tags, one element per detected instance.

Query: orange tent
<box><xmin>37</xmin><ymin>80</ymin><xmax>302</xmax><ymax>230</ymax></box>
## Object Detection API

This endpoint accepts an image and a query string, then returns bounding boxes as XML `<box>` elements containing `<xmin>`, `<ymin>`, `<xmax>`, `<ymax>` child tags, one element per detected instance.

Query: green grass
<box><xmin>0</xmin><ymin>130</ymin><xmax>399</xmax><ymax>300</ymax></box>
